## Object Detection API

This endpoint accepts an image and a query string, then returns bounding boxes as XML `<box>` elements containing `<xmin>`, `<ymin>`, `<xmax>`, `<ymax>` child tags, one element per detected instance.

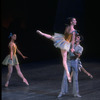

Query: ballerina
<box><xmin>36</xmin><ymin>17</ymin><xmax>79</xmax><ymax>83</ymax></box>
<box><xmin>2</xmin><ymin>33</ymin><xmax>29</xmax><ymax>87</ymax></box>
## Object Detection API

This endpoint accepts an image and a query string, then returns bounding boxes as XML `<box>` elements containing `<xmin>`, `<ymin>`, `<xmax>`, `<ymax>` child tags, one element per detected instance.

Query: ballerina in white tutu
<box><xmin>36</xmin><ymin>17</ymin><xmax>79</xmax><ymax>83</ymax></box>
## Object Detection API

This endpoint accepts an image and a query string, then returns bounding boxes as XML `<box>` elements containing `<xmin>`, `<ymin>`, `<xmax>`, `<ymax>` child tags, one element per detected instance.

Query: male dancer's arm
<box><xmin>73</xmin><ymin>52</ymin><xmax>81</xmax><ymax>58</ymax></box>
<box><xmin>81</xmin><ymin>67</ymin><xmax>93</xmax><ymax>79</ymax></box>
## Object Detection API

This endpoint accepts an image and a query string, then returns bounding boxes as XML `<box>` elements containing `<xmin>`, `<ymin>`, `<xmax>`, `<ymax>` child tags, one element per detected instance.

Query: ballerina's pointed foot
<box><xmin>23</xmin><ymin>78</ymin><xmax>29</xmax><ymax>86</ymax></box>
<box><xmin>68</xmin><ymin>78</ymin><xmax>71</xmax><ymax>83</ymax></box>
<box><xmin>67</xmin><ymin>74</ymin><xmax>71</xmax><ymax>83</ymax></box>
<box><xmin>36</xmin><ymin>30</ymin><xmax>42</xmax><ymax>34</ymax></box>
<box><xmin>5</xmin><ymin>82</ymin><xmax>9</xmax><ymax>87</ymax></box>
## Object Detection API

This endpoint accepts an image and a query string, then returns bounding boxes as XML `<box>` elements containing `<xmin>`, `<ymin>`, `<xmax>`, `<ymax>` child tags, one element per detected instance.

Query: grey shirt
<box><xmin>67</xmin><ymin>44</ymin><xmax>83</xmax><ymax>60</ymax></box>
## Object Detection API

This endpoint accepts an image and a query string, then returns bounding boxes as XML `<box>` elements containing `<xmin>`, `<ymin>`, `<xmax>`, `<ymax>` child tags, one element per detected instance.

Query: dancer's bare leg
<box><xmin>61</xmin><ymin>49</ymin><xmax>71</xmax><ymax>83</ymax></box>
<box><xmin>5</xmin><ymin>65</ymin><xmax>13</xmax><ymax>87</ymax></box>
<box><xmin>36</xmin><ymin>30</ymin><xmax>54</xmax><ymax>40</ymax></box>
<box><xmin>15</xmin><ymin>64</ymin><xmax>29</xmax><ymax>85</ymax></box>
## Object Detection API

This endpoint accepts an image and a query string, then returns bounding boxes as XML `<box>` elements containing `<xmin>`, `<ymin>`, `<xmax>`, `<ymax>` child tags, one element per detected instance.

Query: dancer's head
<box><xmin>75</xmin><ymin>35</ymin><xmax>84</xmax><ymax>43</ymax></box>
<box><xmin>8</xmin><ymin>33</ymin><xmax>17</xmax><ymax>41</ymax></box>
<box><xmin>66</xmin><ymin>17</ymin><xmax>77</xmax><ymax>26</ymax></box>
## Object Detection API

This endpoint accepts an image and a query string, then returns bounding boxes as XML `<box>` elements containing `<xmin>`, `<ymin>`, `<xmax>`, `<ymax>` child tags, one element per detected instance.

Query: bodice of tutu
<box><xmin>9</xmin><ymin>43</ymin><xmax>17</xmax><ymax>55</ymax></box>
<box><xmin>13</xmin><ymin>44</ymin><xmax>17</xmax><ymax>55</ymax></box>
<box><xmin>64</xmin><ymin>30</ymin><xmax>78</xmax><ymax>43</ymax></box>
<box><xmin>64</xmin><ymin>33</ymin><xmax>72</xmax><ymax>43</ymax></box>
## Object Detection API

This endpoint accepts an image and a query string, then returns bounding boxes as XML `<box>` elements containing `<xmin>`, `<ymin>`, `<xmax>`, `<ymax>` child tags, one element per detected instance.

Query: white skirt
<box><xmin>52</xmin><ymin>33</ymin><xmax>71</xmax><ymax>52</ymax></box>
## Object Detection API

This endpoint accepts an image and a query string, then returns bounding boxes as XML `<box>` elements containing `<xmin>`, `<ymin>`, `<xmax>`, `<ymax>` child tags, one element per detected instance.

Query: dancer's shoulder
<box><xmin>71</xmin><ymin>30</ymin><xmax>78</xmax><ymax>34</ymax></box>
<box><xmin>8</xmin><ymin>42</ymin><xmax>14</xmax><ymax>47</ymax></box>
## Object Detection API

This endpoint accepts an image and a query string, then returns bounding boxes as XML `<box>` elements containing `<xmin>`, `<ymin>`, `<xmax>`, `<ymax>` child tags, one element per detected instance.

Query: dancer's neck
<box><xmin>70</xmin><ymin>25</ymin><xmax>75</xmax><ymax>30</ymax></box>
<box><xmin>11</xmin><ymin>39</ymin><xmax>14</xmax><ymax>43</ymax></box>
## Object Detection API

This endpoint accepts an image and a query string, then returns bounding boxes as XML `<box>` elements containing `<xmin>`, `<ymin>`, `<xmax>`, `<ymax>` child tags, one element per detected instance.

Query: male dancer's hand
<box><xmin>71</xmin><ymin>48</ymin><xmax>75</xmax><ymax>53</ymax></box>
<box><xmin>88</xmin><ymin>73</ymin><xmax>93</xmax><ymax>79</ymax></box>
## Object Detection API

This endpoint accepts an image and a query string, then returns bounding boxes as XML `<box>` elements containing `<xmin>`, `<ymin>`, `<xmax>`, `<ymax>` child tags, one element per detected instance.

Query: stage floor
<box><xmin>2</xmin><ymin>59</ymin><xmax>100</xmax><ymax>100</ymax></box>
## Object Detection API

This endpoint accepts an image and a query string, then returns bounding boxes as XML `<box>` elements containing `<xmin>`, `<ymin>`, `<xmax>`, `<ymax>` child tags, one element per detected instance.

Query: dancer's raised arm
<box><xmin>36</xmin><ymin>30</ymin><xmax>54</xmax><ymax>40</ymax></box>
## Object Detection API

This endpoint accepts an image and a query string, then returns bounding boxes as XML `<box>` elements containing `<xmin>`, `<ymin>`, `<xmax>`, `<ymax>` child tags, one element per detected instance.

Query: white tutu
<box><xmin>52</xmin><ymin>33</ymin><xmax>71</xmax><ymax>51</ymax></box>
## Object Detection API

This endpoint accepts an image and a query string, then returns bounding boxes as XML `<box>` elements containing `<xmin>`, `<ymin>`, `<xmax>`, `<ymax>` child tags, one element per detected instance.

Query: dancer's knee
<box><xmin>7</xmin><ymin>71</ymin><xmax>12</xmax><ymax>75</ymax></box>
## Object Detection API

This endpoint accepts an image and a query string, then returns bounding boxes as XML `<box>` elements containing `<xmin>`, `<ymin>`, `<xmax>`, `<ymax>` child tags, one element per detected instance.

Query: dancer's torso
<box><xmin>64</xmin><ymin>33</ymin><xmax>73</xmax><ymax>43</ymax></box>
<box><xmin>8</xmin><ymin>42</ymin><xmax>17</xmax><ymax>55</ymax></box>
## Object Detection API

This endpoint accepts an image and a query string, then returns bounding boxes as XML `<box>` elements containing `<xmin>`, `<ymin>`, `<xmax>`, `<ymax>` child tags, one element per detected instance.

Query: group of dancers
<box><xmin>2</xmin><ymin>17</ymin><xmax>93</xmax><ymax>98</ymax></box>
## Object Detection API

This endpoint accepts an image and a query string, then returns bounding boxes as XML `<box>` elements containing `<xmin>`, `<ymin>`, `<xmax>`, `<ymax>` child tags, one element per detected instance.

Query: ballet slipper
<box><xmin>67</xmin><ymin>73</ymin><xmax>71</xmax><ymax>83</ymax></box>
<box><xmin>23</xmin><ymin>78</ymin><xmax>29</xmax><ymax>85</ymax></box>
<box><xmin>68</xmin><ymin>77</ymin><xmax>71</xmax><ymax>83</ymax></box>
<box><xmin>5</xmin><ymin>81</ymin><xmax>9</xmax><ymax>87</ymax></box>
<box><xmin>36</xmin><ymin>30</ymin><xmax>43</xmax><ymax>35</ymax></box>
<box><xmin>36</xmin><ymin>30</ymin><xmax>41</xmax><ymax>34</ymax></box>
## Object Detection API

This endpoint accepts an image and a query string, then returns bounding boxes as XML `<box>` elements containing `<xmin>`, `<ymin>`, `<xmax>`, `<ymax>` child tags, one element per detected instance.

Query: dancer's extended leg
<box><xmin>15</xmin><ymin>64</ymin><xmax>29</xmax><ymax>85</ymax></box>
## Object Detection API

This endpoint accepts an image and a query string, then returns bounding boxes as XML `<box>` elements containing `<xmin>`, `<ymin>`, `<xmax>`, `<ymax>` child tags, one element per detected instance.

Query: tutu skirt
<box><xmin>2</xmin><ymin>54</ymin><xmax>19</xmax><ymax>66</ymax></box>
<box><xmin>52</xmin><ymin>33</ymin><xmax>71</xmax><ymax>51</ymax></box>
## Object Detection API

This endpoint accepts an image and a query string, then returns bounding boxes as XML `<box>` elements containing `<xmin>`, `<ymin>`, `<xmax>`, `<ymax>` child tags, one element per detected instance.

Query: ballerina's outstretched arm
<box><xmin>36</xmin><ymin>30</ymin><xmax>54</xmax><ymax>40</ymax></box>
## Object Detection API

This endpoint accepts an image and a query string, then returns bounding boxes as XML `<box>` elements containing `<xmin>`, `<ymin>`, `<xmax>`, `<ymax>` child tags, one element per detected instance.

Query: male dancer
<box><xmin>58</xmin><ymin>35</ymin><xmax>83</xmax><ymax>98</ymax></box>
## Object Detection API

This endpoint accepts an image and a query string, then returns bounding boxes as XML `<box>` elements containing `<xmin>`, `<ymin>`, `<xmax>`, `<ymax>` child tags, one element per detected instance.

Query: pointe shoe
<box><xmin>5</xmin><ymin>82</ymin><xmax>9</xmax><ymax>87</ymax></box>
<box><xmin>36</xmin><ymin>30</ymin><xmax>42</xmax><ymax>34</ymax></box>
<box><xmin>23</xmin><ymin>78</ymin><xmax>29</xmax><ymax>86</ymax></box>
<box><xmin>67</xmin><ymin>74</ymin><xmax>71</xmax><ymax>83</ymax></box>
<box><xmin>68</xmin><ymin>77</ymin><xmax>71</xmax><ymax>83</ymax></box>
<box><xmin>89</xmin><ymin>74</ymin><xmax>93</xmax><ymax>79</ymax></box>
